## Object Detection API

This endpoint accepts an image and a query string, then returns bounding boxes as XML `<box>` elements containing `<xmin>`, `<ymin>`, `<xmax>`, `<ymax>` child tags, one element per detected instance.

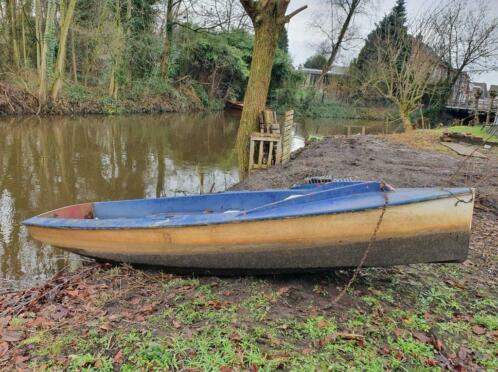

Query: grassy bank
<box><xmin>443</xmin><ymin>126</ymin><xmax>498</xmax><ymax>143</ymax></box>
<box><xmin>271</xmin><ymin>88</ymin><xmax>392</xmax><ymax>120</ymax></box>
<box><xmin>1</xmin><ymin>236</ymin><xmax>496</xmax><ymax>371</ymax></box>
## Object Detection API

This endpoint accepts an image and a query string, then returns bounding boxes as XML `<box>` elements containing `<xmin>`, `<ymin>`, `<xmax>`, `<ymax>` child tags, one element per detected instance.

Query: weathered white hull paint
<box><xmin>27</xmin><ymin>193</ymin><xmax>474</xmax><ymax>273</ymax></box>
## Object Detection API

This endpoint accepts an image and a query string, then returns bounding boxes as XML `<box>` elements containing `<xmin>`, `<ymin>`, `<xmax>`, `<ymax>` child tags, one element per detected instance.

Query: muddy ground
<box><xmin>234</xmin><ymin>133</ymin><xmax>498</xmax><ymax>213</ymax></box>
<box><xmin>1</xmin><ymin>132</ymin><xmax>497</xmax><ymax>371</ymax></box>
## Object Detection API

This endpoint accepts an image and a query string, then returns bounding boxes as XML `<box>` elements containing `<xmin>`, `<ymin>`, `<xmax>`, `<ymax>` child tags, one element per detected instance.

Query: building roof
<box><xmin>300</xmin><ymin>66</ymin><xmax>348</xmax><ymax>76</ymax></box>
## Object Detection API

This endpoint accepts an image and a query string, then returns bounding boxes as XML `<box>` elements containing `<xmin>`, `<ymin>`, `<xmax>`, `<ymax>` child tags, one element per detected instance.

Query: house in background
<box><xmin>448</xmin><ymin>80</ymin><xmax>498</xmax><ymax>113</ymax></box>
<box><xmin>300</xmin><ymin>66</ymin><xmax>348</xmax><ymax>87</ymax></box>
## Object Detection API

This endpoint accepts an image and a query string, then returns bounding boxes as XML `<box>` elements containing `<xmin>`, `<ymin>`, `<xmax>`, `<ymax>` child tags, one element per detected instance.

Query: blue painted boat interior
<box><xmin>23</xmin><ymin>181</ymin><xmax>473</xmax><ymax>230</ymax></box>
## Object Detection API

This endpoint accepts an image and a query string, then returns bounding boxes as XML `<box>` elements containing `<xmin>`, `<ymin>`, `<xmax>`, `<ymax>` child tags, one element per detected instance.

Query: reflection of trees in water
<box><xmin>0</xmin><ymin>113</ymin><xmax>240</xmax><ymax>287</ymax></box>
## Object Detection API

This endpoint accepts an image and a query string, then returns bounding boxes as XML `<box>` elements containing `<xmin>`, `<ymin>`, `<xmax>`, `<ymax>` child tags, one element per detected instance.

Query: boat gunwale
<box><xmin>22</xmin><ymin>187</ymin><xmax>475</xmax><ymax>231</ymax></box>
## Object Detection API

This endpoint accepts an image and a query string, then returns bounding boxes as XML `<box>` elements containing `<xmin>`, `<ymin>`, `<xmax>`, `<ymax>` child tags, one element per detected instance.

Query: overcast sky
<box><xmin>286</xmin><ymin>0</ymin><xmax>498</xmax><ymax>85</ymax></box>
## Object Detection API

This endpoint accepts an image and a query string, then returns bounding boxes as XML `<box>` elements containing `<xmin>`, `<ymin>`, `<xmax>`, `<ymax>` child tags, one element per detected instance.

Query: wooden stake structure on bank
<box><xmin>249</xmin><ymin>109</ymin><xmax>294</xmax><ymax>170</ymax></box>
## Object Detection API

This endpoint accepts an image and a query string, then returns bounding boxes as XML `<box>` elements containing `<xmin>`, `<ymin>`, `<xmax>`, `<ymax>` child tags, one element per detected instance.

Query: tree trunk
<box><xmin>236</xmin><ymin>17</ymin><xmax>282</xmax><ymax>174</ymax></box>
<box><xmin>38</xmin><ymin>0</ymin><xmax>57</xmax><ymax>106</ymax></box>
<box><xmin>35</xmin><ymin>0</ymin><xmax>42</xmax><ymax>75</ymax></box>
<box><xmin>71</xmin><ymin>27</ymin><xmax>78</xmax><ymax>83</ymax></box>
<box><xmin>236</xmin><ymin>1</ymin><xmax>306</xmax><ymax>175</ymax></box>
<box><xmin>317</xmin><ymin>0</ymin><xmax>360</xmax><ymax>86</ymax></box>
<box><xmin>160</xmin><ymin>0</ymin><xmax>175</xmax><ymax>80</ymax></box>
<box><xmin>21</xmin><ymin>2</ymin><xmax>28</xmax><ymax>68</ymax></box>
<box><xmin>7</xmin><ymin>0</ymin><xmax>20</xmax><ymax>68</ymax></box>
<box><xmin>51</xmin><ymin>0</ymin><xmax>77</xmax><ymax>100</ymax></box>
<box><xmin>399</xmin><ymin>109</ymin><xmax>413</xmax><ymax>132</ymax></box>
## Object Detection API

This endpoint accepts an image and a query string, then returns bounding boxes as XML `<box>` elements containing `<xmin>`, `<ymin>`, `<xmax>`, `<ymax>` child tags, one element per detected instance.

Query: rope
<box><xmin>333</xmin><ymin>189</ymin><xmax>389</xmax><ymax>304</ymax></box>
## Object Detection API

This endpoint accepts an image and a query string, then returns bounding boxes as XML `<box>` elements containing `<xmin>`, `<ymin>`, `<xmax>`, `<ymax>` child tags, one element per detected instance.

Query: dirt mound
<box><xmin>233</xmin><ymin>135</ymin><xmax>498</xmax><ymax>213</ymax></box>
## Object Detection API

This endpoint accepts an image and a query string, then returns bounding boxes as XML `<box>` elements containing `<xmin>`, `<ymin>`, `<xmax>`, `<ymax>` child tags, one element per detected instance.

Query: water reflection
<box><xmin>0</xmin><ymin>112</ymin><xmax>385</xmax><ymax>288</ymax></box>
<box><xmin>0</xmin><ymin>113</ymin><xmax>240</xmax><ymax>288</ymax></box>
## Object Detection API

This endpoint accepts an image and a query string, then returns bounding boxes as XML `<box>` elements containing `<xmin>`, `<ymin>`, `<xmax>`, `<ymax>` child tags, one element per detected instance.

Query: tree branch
<box><xmin>284</xmin><ymin>5</ymin><xmax>307</xmax><ymax>23</ymax></box>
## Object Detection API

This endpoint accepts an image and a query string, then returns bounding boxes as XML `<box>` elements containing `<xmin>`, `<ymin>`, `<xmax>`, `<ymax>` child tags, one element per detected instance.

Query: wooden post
<box><xmin>249</xmin><ymin>138</ymin><xmax>255</xmax><ymax>170</ymax></box>
<box><xmin>281</xmin><ymin>110</ymin><xmax>294</xmax><ymax>163</ymax></box>
<box><xmin>473</xmin><ymin>89</ymin><xmax>482</xmax><ymax>126</ymax></box>
<box><xmin>486</xmin><ymin>90</ymin><xmax>497</xmax><ymax>125</ymax></box>
<box><xmin>347</xmin><ymin>126</ymin><xmax>351</xmax><ymax>136</ymax></box>
<box><xmin>361</xmin><ymin>126</ymin><xmax>366</xmax><ymax>135</ymax></box>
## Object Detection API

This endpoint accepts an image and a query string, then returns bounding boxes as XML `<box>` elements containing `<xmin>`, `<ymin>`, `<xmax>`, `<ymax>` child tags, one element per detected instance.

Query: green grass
<box><xmin>444</xmin><ymin>125</ymin><xmax>498</xmax><ymax>143</ymax></box>
<box><xmin>3</xmin><ymin>259</ymin><xmax>494</xmax><ymax>371</ymax></box>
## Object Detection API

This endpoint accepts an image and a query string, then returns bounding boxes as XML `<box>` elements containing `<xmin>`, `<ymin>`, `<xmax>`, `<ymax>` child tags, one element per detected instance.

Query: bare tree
<box><xmin>192</xmin><ymin>0</ymin><xmax>251</xmax><ymax>31</ymax></box>
<box><xmin>362</xmin><ymin>32</ymin><xmax>441</xmax><ymax>131</ymax></box>
<box><xmin>312</xmin><ymin>0</ymin><xmax>367</xmax><ymax>85</ymax></box>
<box><xmin>425</xmin><ymin>0</ymin><xmax>498</xmax><ymax>96</ymax></box>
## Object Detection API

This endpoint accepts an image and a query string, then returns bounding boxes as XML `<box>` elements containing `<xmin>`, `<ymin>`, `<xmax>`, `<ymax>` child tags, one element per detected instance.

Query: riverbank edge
<box><xmin>0</xmin><ymin>131</ymin><xmax>497</xmax><ymax>370</ymax></box>
<box><xmin>0</xmin><ymin>80</ymin><xmax>223</xmax><ymax>116</ymax></box>
<box><xmin>1</xmin><ymin>80</ymin><xmax>393</xmax><ymax>120</ymax></box>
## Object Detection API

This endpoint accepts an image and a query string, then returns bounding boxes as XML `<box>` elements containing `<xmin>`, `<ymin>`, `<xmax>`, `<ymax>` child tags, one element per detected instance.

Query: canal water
<box><xmin>0</xmin><ymin>112</ymin><xmax>386</xmax><ymax>289</ymax></box>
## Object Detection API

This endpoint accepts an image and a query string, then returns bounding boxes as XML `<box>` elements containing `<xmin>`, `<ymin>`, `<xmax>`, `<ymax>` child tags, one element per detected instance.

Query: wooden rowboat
<box><xmin>23</xmin><ymin>181</ymin><xmax>474</xmax><ymax>274</ymax></box>
<box><xmin>225</xmin><ymin>100</ymin><xmax>244</xmax><ymax>111</ymax></box>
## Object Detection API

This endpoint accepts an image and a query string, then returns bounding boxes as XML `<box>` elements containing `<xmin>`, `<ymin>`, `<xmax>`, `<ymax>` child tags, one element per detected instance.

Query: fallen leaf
<box><xmin>100</xmin><ymin>323</ymin><xmax>112</xmax><ymax>331</ymax></box>
<box><xmin>108</xmin><ymin>314</ymin><xmax>122</xmax><ymax>322</ymax></box>
<box><xmin>222</xmin><ymin>290</ymin><xmax>232</xmax><ymax>296</ymax></box>
<box><xmin>318</xmin><ymin>334</ymin><xmax>336</xmax><ymax>348</ymax></box>
<box><xmin>412</xmin><ymin>332</ymin><xmax>431</xmax><ymax>344</ymax></box>
<box><xmin>1</xmin><ymin>330</ymin><xmax>24</xmax><ymax>342</ymax></box>
<box><xmin>0</xmin><ymin>342</ymin><xmax>8</xmax><ymax>357</ymax></box>
<box><xmin>425</xmin><ymin>358</ymin><xmax>438</xmax><ymax>367</ymax></box>
<box><xmin>395</xmin><ymin>351</ymin><xmax>404</xmax><ymax>360</ymax></box>
<box><xmin>230</xmin><ymin>332</ymin><xmax>241</xmax><ymax>342</ymax></box>
<box><xmin>249</xmin><ymin>364</ymin><xmax>258</xmax><ymax>372</ymax></box>
<box><xmin>14</xmin><ymin>354</ymin><xmax>29</xmax><ymax>364</ymax></box>
<box><xmin>219</xmin><ymin>367</ymin><xmax>233</xmax><ymax>372</ymax></box>
<box><xmin>472</xmin><ymin>325</ymin><xmax>486</xmax><ymax>335</ymax></box>
<box><xmin>457</xmin><ymin>346</ymin><xmax>471</xmax><ymax>360</ymax></box>
<box><xmin>172</xmin><ymin>320</ymin><xmax>181</xmax><ymax>329</ymax></box>
<box><xmin>0</xmin><ymin>317</ymin><xmax>11</xmax><ymax>328</ymax></box>
<box><xmin>141</xmin><ymin>304</ymin><xmax>155</xmax><ymax>314</ymax></box>
<box><xmin>208</xmin><ymin>301</ymin><xmax>222</xmax><ymax>310</ymax></box>
<box><xmin>393</xmin><ymin>328</ymin><xmax>406</xmax><ymax>339</ymax></box>
<box><xmin>130</xmin><ymin>297</ymin><xmax>140</xmax><ymax>305</ymax></box>
<box><xmin>134</xmin><ymin>315</ymin><xmax>145</xmax><ymax>323</ymax></box>
<box><xmin>277</xmin><ymin>286</ymin><xmax>290</xmax><ymax>295</ymax></box>
<box><xmin>336</xmin><ymin>332</ymin><xmax>365</xmax><ymax>341</ymax></box>
<box><xmin>453</xmin><ymin>313</ymin><xmax>470</xmax><ymax>322</ymax></box>
<box><xmin>356</xmin><ymin>338</ymin><xmax>365</xmax><ymax>347</ymax></box>
<box><xmin>316</xmin><ymin>319</ymin><xmax>328</xmax><ymax>329</ymax></box>
<box><xmin>66</xmin><ymin>289</ymin><xmax>80</xmax><ymax>298</ymax></box>
<box><xmin>113</xmin><ymin>350</ymin><xmax>123</xmax><ymax>364</ymax></box>
<box><xmin>432</xmin><ymin>338</ymin><xmax>445</xmax><ymax>352</ymax></box>
<box><xmin>50</xmin><ymin>306</ymin><xmax>69</xmax><ymax>321</ymax></box>
<box><xmin>56</xmin><ymin>356</ymin><xmax>69</xmax><ymax>366</ymax></box>
<box><xmin>30</xmin><ymin>317</ymin><xmax>54</xmax><ymax>328</ymax></box>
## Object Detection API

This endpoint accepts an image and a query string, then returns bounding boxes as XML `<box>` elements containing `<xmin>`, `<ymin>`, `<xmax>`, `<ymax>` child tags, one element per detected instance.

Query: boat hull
<box><xmin>27</xmin><ymin>194</ymin><xmax>473</xmax><ymax>273</ymax></box>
